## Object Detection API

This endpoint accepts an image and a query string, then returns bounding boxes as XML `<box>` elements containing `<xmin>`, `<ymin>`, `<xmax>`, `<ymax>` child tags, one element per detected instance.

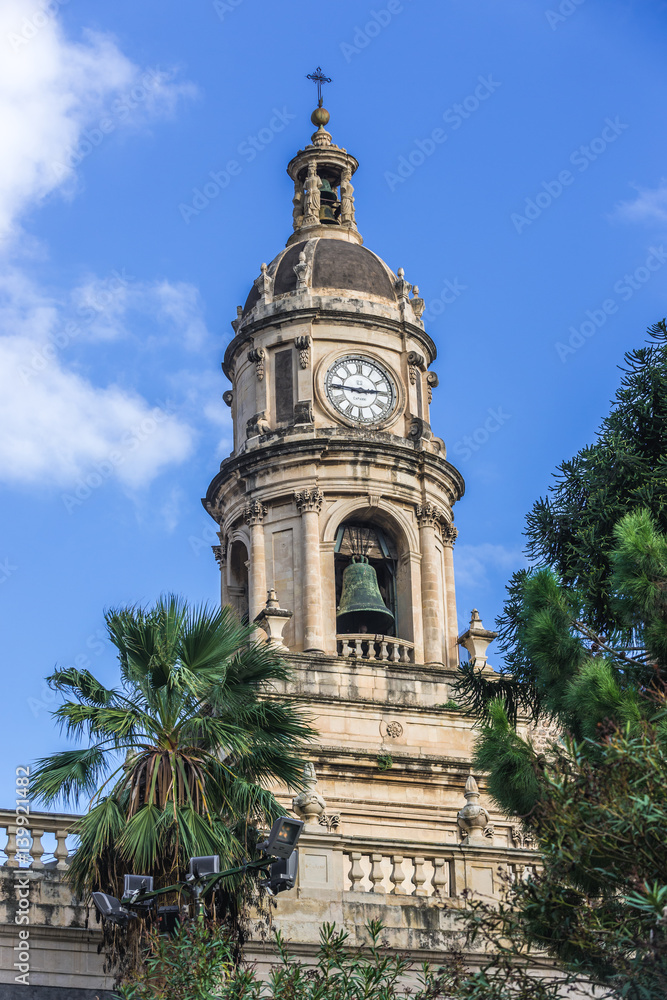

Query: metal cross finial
<box><xmin>306</xmin><ymin>66</ymin><xmax>332</xmax><ymax>108</ymax></box>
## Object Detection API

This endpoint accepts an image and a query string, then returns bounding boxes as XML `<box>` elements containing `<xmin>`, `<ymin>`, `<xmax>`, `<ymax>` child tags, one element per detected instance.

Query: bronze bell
<box><xmin>319</xmin><ymin>177</ymin><xmax>340</xmax><ymax>224</ymax></box>
<box><xmin>336</xmin><ymin>556</ymin><xmax>395</xmax><ymax>635</ymax></box>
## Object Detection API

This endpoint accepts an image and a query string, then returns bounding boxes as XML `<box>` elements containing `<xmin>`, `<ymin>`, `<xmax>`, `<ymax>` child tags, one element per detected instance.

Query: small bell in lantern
<box><xmin>318</xmin><ymin>177</ymin><xmax>340</xmax><ymax>224</ymax></box>
<box><xmin>336</xmin><ymin>556</ymin><xmax>394</xmax><ymax>635</ymax></box>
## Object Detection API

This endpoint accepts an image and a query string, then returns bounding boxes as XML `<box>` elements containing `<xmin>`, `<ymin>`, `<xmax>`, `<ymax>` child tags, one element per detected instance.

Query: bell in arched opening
<box><xmin>318</xmin><ymin>176</ymin><xmax>340</xmax><ymax>224</ymax></box>
<box><xmin>336</xmin><ymin>556</ymin><xmax>395</xmax><ymax>635</ymax></box>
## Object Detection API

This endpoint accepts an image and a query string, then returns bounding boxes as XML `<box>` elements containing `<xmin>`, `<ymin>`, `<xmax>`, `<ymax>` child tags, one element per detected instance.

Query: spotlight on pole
<box><xmin>260</xmin><ymin>849</ymin><xmax>299</xmax><ymax>896</ymax></box>
<box><xmin>188</xmin><ymin>855</ymin><xmax>220</xmax><ymax>879</ymax></box>
<box><xmin>123</xmin><ymin>874</ymin><xmax>155</xmax><ymax>911</ymax></box>
<box><xmin>92</xmin><ymin>891</ymin><xmax>136</xmax><ymax>926</ymax></box>
<box><xmin>257</xmin><ymin>817</ymin><xmax>304</xmax><ymax>859</ymax></box>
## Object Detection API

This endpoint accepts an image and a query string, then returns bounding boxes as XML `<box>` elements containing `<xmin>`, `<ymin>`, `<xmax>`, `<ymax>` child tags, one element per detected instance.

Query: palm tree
<box><xmin>30</xmin><ymin>595</ymin><xmax>315</xmax><ymax>900</ymax></box>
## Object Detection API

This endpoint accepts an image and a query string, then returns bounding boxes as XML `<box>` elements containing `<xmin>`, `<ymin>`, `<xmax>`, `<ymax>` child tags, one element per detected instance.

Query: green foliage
<box><xmin>116</xmin><ymin>918</ymin><xmax>468</xmax><ymax>999</ymax></box>
<box><xmin>376</xmin><ymin>753</ymin><xmax>393</xmax><ymax>770</ymax></box>
<box><xmin>29</xmin><ymin>595</ymin><xmax>315</xmax><ymax>902</ymax></box>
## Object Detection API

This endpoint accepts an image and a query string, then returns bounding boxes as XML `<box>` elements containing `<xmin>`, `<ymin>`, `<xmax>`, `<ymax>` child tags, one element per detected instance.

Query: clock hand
<box><xmin>329</xmin><ymin>383</ymin><xmax>385</xmax><ymax>395</ymax></box>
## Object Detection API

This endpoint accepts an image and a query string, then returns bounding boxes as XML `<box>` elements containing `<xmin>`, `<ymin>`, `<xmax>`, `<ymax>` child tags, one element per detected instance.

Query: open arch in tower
<box><xmin>227</xmin><ymin>538</ymin><xmax>249</xmax><ymax>625</ymax></box>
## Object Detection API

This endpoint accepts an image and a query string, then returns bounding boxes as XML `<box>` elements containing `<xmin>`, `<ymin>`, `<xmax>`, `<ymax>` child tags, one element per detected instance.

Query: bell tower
<box><xmin>201</xmin><ymin>92</ymin><xmax>531</xmax><ymax>960</ymax></box>
<box><xmin>204</xmin><ymin>102</ymin><xmax>464</xmax><ymax>670</ymax></box>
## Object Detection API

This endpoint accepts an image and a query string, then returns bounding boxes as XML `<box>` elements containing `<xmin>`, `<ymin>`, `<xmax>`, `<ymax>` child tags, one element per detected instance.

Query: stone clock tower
<box><xmin>202</xmin><ymin>103</ymin><xmax>537</xmax><ymax>962</ymax></box>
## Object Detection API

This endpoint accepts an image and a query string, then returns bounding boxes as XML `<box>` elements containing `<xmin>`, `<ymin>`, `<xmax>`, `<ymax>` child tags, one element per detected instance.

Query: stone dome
<box><xmin>242</xmin><ymin>237</ymin><xmax>397</xmax><ymax>317</ymax></box>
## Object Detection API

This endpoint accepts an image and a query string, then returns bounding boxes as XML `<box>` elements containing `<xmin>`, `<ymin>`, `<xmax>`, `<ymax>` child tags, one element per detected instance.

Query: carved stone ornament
<box><xmin>247</xmin><ymin>347</ymin><xmax>266</xmax><ymax>381</ymax></box>
<box><xmin>384</xmin><ymin>721</ymin><xmax>403</xmax><ymax>739</ymax></box>
<box><xmin>295</xmin><ymin>334</ymin><xmax>311</xmax><ymax>368</ymax></box>
<box><xmin>294</xmin><ymin>486</ymin><xmax>325</xmax><ymax>513</ymax></box>
<box><xmin>511</xmin><ymin>825</ymin><xmax>537</xmax><ymax>850</ymax></box>
<box><xmin>292</xmin><ymin>762</ymin><xmax>326</xmax><ymax>822</ymax></box>
<box><xmin>293</xmin><ymin>400</ymin><xmax>314</xmax><ymax>425</ymax></box>
<box><xmin>426</xmin><ymin>370</ymin><xmax>439</xmax><ymax>403</ymax></box>
<box><xmin>340</xmin><ymin>165</ymin><xmax>356</xmax><ymax>229</ymax></box>
<box><xmin>254</xmin><ymin>262</ymin><xmax>272</xmax><ymax>302</ymax></box>
<box><xmin>407</xmin><ymin>351</ymin><xmax>425</xmax><ymax>385</ymax></box>
<box><xmin>409</xmin><ymin>417</ymin><xmax>432</xmax><ymax>442</ymax></box>
<box><xmin>457</xmin><ymin>774</ymin><xmax>492</xmax><ymax>845</ymax></box>
<box><xmin>246</xmin><ymin>411</ymin><xmax>271</xmax><ymax>439</ymax></box>
<box><xmin>254</xmin><ymin>589</ymin><xmax>293</xmax><ymax>650</ymax></box>
<box><xmin>318</xmin><ymin>812</ymin><xmax>340</xmax><ymax>832</ymax></box>
<box><xmin>243</xmin><ymin>499</ymin><xmax>268</xmax><ymax>525</ymax></box>
<box><xmin>231</xmin><ymin>305</ymin><xmax>243</xmax><ymax>333</ymax></box>
<box><xmin>293</xmin><ymin>251</ymin><xmax>310</xmax><ymax>290</ymax></box>
<box><xmin>411</xmin><ymin>286</ymin><xmax>426</xmax><ymax>320</ymax></box>
<box><xmin>222</xmin><ymin>390</ymin><xmax>234</xmax><ymax>407</ymax></box>
<box><xmin>415</xmin><ymin>502</ymin><xmax>444</xmax><ymax>528</ymax></box>
<box><xmin>292</xmin><ymin>177</ymin><xmax>304</xmax><ymax>231</ymax></box>
<box><xmin>303</xmin><ymin>162</ymin><xmax>321</xmax><ymax>226</ymax></box>
<box><xmin>394</xmin><ymin>267</ymin><xmax>412</xmax><ymax>300</ymax></box>
<box><xmin>441</xmin><ymin>522</ymin><xmax>458</xmax><ymax>548</ymax></box>
<box><xmin>212</xmin><ymin>545</ymin><xmax>224</xmax><ymax>568</ymax></box>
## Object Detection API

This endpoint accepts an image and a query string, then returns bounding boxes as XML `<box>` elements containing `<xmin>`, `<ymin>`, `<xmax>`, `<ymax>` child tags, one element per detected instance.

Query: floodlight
<box><xmin>122</xmin><ymin>874</ymin><xmax>155</xmax><ymax>910</ymax></box>
<box><xmin>188</xmin><ymin>854</ymin><xmax>220</xmax><ymax>879</ymax></box>
<box><xmin>257</xmin><ymin>816</ymin><xmax>304</xmax><ymax>859</ymax></box>
<box><xmin>157</xmin><ymin>905</ymin><xmax>181</xmax><ymax>935</ymax></box>
<box><xmin>92</xmin><ymin>891</ymin><xmax>136</xmax><ymax>926</ymax></box>
<box><xmin>260</xmin><ymin>850</ymin><xmax>298</xmax><ymax>896</ymax></box>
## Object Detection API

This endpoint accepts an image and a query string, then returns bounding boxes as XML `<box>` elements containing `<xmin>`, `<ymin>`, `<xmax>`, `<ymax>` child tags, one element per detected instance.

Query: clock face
<box><xmin>324</xmin><ymin>355</ymin><xmax>396</xmax><ymax>425</ymax></box>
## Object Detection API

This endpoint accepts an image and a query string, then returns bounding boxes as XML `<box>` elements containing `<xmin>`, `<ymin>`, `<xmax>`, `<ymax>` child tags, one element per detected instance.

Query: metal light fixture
<box><xmin>92</xmin><ymin>891</ymin><xmax>136</xmax><ymax>926</ymax></box>
<box><xmin>257</xmin><ymin>816</ymin><xmax>304</xmax><ymax>859</ymax></box>
<box><xmin>260</xmin><ymin>849</ymin><xmax>299</xmax><ymax>896</ymax></box>
<box><xmin>188</xmin><ymin>855</ymin><xmax>220</xmax><ymax>879</ymax></box>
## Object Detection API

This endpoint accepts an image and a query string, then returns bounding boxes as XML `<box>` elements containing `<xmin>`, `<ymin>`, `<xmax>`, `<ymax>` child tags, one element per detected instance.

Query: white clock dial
<box><xmin>324</xmin><ymin>355</ymin><xmax>396</xmax><ymax>425</ymax></box>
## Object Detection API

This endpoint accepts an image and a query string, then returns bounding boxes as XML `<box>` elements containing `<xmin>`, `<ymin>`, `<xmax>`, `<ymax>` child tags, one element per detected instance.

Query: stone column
<box><xmin>416</xmin><ymin>503</ymin><xmax>445</xmax><ymax>665</ymax></box>
<box><xmin>442</xmin><ymin>522</ymin><xmax>459</xmax><ymax>669</ymax></box>
<box><xmin>244</xmin><ymin>500</ymin><xmax>268</xmax><ymax>623</ymax></box>
<box><xmin>295</xmin><ymin>487</ymin><xmax>325</xmax><ymax>652</ymax></box>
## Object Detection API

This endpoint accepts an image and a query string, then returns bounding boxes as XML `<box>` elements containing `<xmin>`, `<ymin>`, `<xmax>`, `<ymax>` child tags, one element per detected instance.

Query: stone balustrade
<box><xmin>0</xmin><ymin>808</ymin><xmax>76</xmax><ymax>870</ymax></box>
<box><xmin>344</xmin><ymin>846</ymin><xmax>454</xmax><ymax>897</ymax></box>
<box><xmin>336</xmin><ymin>634</ymin><xmax>415</xmax><ymax>663</ymax></box>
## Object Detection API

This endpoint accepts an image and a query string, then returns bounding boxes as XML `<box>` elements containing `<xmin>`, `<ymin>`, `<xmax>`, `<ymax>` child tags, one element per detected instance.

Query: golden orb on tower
<box><xmin>311</xmin><ymin>106</ymin><xmax>330</xmax><ymax>127</ymax></box>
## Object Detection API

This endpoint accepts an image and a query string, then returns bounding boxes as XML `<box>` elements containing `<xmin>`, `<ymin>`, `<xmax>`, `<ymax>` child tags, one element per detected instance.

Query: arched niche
<box><xmin>321</xmin><ymin>500</ymin><xmax>420</xmax><ymax>646</ymax></box>
<box><xmin>227</xmin><ymin>538</ymin><xmax>249</xmax><ymax>624</ymax></box>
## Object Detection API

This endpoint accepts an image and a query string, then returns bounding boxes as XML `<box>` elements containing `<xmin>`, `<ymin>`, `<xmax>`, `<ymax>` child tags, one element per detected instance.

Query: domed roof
<box><xmin>242</xmin><ymin>238</ymin><xmax>397</xmax><ymax>317</ymax></box>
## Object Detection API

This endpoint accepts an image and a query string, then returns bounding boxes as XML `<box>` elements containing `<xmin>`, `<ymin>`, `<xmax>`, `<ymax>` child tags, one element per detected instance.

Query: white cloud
<box><xmin>0</xmin><ymin>0</ymin><xmax>196</xmax><ymax>246</ymax></box>
<box><xmin>454</xmin><ymin>542</ymin><xmax>526</xmax><ymax>591</ymax></box>
<box><xmin>613</xmin><ymin>180</ymin><xmax>667</xmax><ymax>226</ymax></box>
<box><xmin>0</xmin><ymin>269</ymin><xmax>194</xmax><ymax>490</ymax></box>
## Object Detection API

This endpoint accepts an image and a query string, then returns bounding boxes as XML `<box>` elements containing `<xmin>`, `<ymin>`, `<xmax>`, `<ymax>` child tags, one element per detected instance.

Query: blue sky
<box><xmin>1</xmin><ymin>0</ymin><xmax>667</xmax><ymax>807</ymax></box>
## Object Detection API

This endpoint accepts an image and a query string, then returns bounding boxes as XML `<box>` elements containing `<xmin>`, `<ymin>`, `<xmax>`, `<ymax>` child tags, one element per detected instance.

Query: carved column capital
<box><xmin>441</xmin><ymin>522</ymin><xmax>458</xmax><ymax>548</ymax></box>
<box><xmin>415</xmin><ymin>502</ymin><xmax>444</xmax><ymax>528</ymax></box>
<box><xmin>294</xmin><ymin>486</ymin><xmax>324</xmax><ymax>514</ymax></box>
<box><xmin>244</xmin><ymin>500</ymin><xmax>268</xmax><ymax>525</ymax></box>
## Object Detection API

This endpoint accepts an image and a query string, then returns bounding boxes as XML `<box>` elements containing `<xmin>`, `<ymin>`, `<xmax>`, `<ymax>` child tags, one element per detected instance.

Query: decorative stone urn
<box><xmin>292</xmin><ymin>763</ymin><xmax>326</xmax><ymax>823</ymax></box>
<box><xmin>457</xmin><ymin>773</ymin><xmax>491</xmax><ymax>844</ymax></box>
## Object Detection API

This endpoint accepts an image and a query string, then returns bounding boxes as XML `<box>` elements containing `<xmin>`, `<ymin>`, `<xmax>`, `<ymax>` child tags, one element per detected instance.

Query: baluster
<box><xmin>432</xmin><ymin>857</ymin><xmax>448</xmax><ymax>897</ymax></box>
<box><xmin>349</xmin><ymin>852</ymin><xmax>364</xmax><ymax>890</ymax></box>
<box><xmin>413</xmin><ymin>856</ymin><xmax>428</xmax><ymax>896</ymax></box>
<box><xmin>354</xmin><ymin>638</ymin><xmax>363</xmax><ymax>658</ymax></box>
<box><xmin>55</xmin><ymin>829</ymin><xmax>69</xmax><ymax>870</ymax></box>
<box><xmin>390</xmin><ymin>641</ymin><xmax>400</xmax><ymax>663</ymax></box>
<box><xmin>5</xmin><ymin>825</ymin><xmax>19</xmax><ymax>868</ymax></box>
<box><xmin>379</xmin><ymin>640</ymin><xmax>389</xmax><ymax>661</ymax></box>
<box><xmin>30</xmin><ymin>829</ymin><xmax>45</xmax><ymax>869</ymax></box>
<box><xmin>344</xmin><ymin>639</ymin><xmax>354</xmax><ymax>658</ymax></box>
<box><xmin>369</xmin><ymin>854</ymin><xmax>385</xmax><ymax>893</ymax></box>
<box><xmin>399</xmin><ymin>644</ymin><xmax>410</xmax><ymax>663</ymax></box>
<box><xmin>390</xmin><ymin>855</ymin><xmax>406</xmax><ymax>894</ymax></box>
